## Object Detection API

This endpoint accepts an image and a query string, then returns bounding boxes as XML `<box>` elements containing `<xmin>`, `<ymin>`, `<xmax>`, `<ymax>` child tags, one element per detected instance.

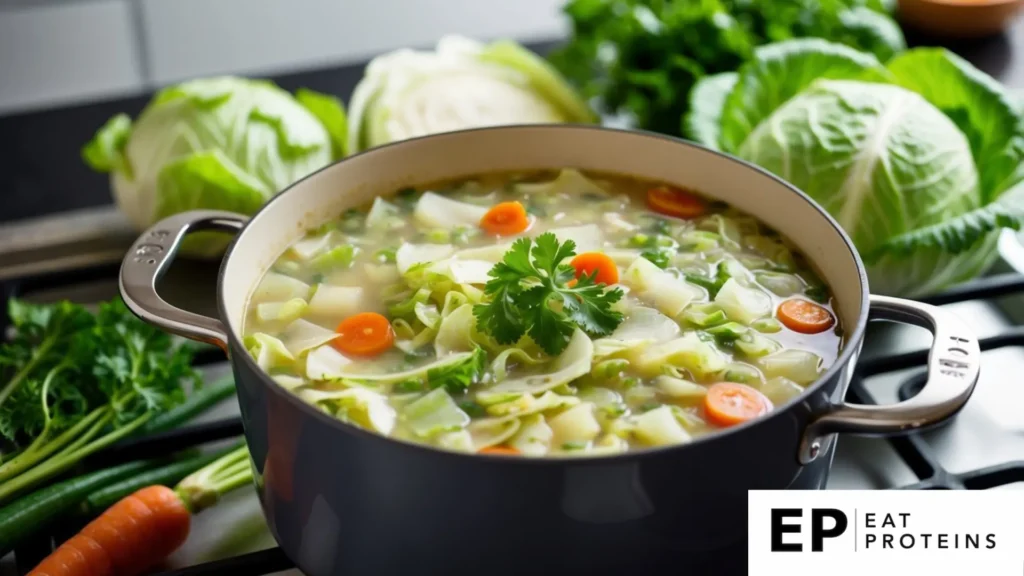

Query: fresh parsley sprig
<box><xmin>473</xmin><ymin>233</ymin><xmax>624</xmax><ymax>356</ymax></box>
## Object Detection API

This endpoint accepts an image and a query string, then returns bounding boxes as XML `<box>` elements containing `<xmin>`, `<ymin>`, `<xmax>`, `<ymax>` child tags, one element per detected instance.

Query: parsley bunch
<box><xmin>0</xmin><ymin>298</ymin><xmax>199</xmax><ymax>503</ymax></box>
<box><xmin>473</xmin><ymin>233</ymin><xmax>624</xmax><ymax>356</ymax></box>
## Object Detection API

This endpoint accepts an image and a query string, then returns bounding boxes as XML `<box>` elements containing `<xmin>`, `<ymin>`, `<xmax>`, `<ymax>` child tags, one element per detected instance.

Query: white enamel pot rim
<box><xmin>118</xmin><ymin>124</ymin><xmax>981</xmax><ymax>466</ymax></box>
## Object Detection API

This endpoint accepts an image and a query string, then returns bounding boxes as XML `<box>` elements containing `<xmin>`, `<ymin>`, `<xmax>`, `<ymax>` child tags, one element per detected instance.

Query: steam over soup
<box><xmin>243</xmin><ymin>169</ymin><xmax>842</xmax><ymax>456</ymax></box>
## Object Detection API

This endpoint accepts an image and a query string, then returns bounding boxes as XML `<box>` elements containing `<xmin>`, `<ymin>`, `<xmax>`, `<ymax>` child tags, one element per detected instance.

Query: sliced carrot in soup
<box><xmin>777</xmin><ymin>299</ymin><xmax>835</xmax><ymax>334</ymax></box>
<box><xmin>704</xmin><ymin>382</ymin><xmax>772</xmax><ymax>427</ymax></box>
<box><xmin>646</xmin><ymin>186</ymin><xmax>705</xmax><ymax>219</ymax></box>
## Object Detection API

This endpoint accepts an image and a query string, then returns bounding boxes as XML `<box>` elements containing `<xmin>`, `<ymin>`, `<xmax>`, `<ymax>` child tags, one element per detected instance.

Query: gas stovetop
<box><xmin>2</xmin><ymin>207</ymin><xmax>1024</xmax><ymax>576</ymax></box>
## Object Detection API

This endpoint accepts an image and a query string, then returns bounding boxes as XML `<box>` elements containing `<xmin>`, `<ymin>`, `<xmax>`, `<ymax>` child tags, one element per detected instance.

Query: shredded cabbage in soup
<box><xmin>243</xmin><ymin>169</ymin><xmax>842</xmax><ymax>457</ymax></box>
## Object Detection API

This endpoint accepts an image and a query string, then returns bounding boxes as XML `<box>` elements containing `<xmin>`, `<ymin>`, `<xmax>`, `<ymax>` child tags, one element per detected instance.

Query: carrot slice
<box><xmin>29</xmin><ymin>485</ymin><xmax>191</xmax><ymax>576</ymax></box>
<box><xmin>704</xmin><ymin>382</ymin><xmax>772</xmax><ymax>427</ymax></box>
<box><xmin>646</xmin><ymin>186</ymin><xmax>705</xmax><ymax>219</ymax></box>
<box><xmin>480</xmin><ymin>201</ymin><xmax>530</xmax><ymax>235</ymax></box>
<box><xmin>332</xmin><ymin>312</ymin><xmax>395</xmax><ymax>357</ymax></box>
<box><xmin>479</xmin><ymin>446</ymin><xmax>520</xmax><ymax>455</ymax></box>
<box><xmin>777</xmin><ymin>299</ymin><xmax>835</xmax><ymax>334</ymax></box>
<box><xmin>570</xmin><ymin>252</ymin><xmax>619</xmax><ymax>286</ymax></box>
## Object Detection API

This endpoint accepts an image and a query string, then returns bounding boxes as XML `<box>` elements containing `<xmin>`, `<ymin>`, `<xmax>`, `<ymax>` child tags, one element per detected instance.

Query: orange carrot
<box><xmin>777</xmin><ymin>299</ymin><xmax>835</xmax><ymax>334</ymax></box>
<box><xmin>332</xmin><ymin>312</ymin><xmax>395</xmax><ymax>357</ymax></box>
<box><xmin>479</xmin><ymin>446</ymin><xmax>521</xmax><ymax>455</ymax></box>
<box><xmin>28</xmin><ymin>485</ymin><xmax>190</xmax><ymax>576</ymax></box>
<box><xmin>29</xmin><ymin>446</ymin><xmax>251</xmax><ymax>576</ymax></box>
<box><xmin>704</xmin><ymin>382</ymin><xmax>773</xmax><ymax>427</ymax></box>
<box><xmin>480</xmin><ymin>201</ymin><xmax>530</xmax><ymax>235</ymax></box>
<box><xmin>646</xmin><ymin>186</ymin><xmax>705</xmax><ymax>219</ymax></box>
<box><xmin>570</xmin><ymin>252</ymin><xmax>619</xmax><ymax>286</ymax></box>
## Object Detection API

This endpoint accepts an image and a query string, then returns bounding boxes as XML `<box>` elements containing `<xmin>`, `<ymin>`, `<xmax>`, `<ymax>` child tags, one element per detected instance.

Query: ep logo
<box><xmin>771</xmin><ymin>508</ymin><xmax>848</xmax><ymax>552</ymax></box>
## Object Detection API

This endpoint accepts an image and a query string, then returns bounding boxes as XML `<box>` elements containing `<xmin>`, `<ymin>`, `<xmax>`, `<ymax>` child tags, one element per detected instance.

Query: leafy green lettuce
<box><xmin>686</xmin><ymin>39</ymin><xmax>1024</xmax><ymax>297</ymax></box>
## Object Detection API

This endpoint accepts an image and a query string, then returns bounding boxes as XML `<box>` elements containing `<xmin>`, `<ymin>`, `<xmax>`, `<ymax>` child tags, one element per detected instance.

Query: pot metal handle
<box><xmin>119</xmin><ymin>210</ymin><xmax>247</xmax><ymax>351</ymax></box>
<box><xmin>799</xmin><ymin>294</ymin><xmax>980</xmax><ymax>464</ymax></box>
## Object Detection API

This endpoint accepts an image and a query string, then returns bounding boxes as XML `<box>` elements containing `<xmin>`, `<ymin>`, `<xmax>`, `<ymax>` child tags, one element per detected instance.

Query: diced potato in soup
<box><xmin>243</xmin><ymin>169</ymin><xmax>842</xmax><ymax>457</ymax></box>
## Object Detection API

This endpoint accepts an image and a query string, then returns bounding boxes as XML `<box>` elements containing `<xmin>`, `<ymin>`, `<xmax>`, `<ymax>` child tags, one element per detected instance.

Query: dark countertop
<box><xmin>1</xmin><ymin>22</ymin><xmax>1022</xmax><ymax>225</ymax></box>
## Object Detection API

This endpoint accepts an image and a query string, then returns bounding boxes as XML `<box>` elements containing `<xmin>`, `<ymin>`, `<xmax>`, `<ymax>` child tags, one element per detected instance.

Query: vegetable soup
<box><xmin>243</xmin><ymin>169</ymin><xmax>843</xmax><ymax>457</ymax></box>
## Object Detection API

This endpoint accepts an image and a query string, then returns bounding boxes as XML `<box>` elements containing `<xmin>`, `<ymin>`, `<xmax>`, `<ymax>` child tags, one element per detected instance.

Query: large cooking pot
<box><xmin>119</xmin><ymin>126</ymin><xmax>980</xmax><ymax>576</ymax></box>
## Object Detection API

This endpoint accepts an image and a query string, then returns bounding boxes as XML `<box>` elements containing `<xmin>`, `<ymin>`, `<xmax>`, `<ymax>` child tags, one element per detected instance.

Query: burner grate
<box><xmin>3</xmin><ymin>260</ymin><xmax>1024</xmax><ymax>575</ymax></box>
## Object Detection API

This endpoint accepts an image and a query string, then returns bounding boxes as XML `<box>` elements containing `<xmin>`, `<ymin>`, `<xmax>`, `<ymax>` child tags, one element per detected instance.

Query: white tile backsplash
<box><xmin>0</xmin><ymin>0</ymin><xmax>143</xmax><ymax>114</ymax></box>
<box><xmin>141</xmin><ymin>0</ymin><xmax>566</xmax><ymax>85</ymax></box>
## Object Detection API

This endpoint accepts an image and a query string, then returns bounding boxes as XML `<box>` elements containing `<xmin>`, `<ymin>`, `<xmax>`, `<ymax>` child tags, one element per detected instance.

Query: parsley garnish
<box><xmin>472</xmin><ymin>233</ymin><xmax>624</xmax><ymax>356</ymax></box>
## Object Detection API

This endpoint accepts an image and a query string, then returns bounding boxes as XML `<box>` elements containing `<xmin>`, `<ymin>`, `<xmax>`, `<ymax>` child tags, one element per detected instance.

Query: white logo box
<box><xmin>748</xmin><ymin>490</ymin><xmax>1024</xmax><ymax>575</ymax></box>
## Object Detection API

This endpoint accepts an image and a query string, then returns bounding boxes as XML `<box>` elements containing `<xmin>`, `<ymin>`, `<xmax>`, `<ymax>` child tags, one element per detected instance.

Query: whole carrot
<box><xmin>28</xmin><ymin>445</ymin><xmax>252</xmax><ymax>576</ymax></box>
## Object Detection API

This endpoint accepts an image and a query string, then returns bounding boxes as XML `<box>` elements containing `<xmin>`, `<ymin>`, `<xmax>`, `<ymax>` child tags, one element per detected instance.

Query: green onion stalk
<box><xmin>175</xmin><ymin>445</ymin><xmax>253</xmax><ymax>514</ymax></box>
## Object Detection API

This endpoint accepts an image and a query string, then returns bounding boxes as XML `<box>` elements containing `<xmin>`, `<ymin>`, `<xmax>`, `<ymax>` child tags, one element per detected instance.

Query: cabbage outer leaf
<box><xmin>82</xmin><ymin>114</ymin><xmax>132</xmax><ymax>175</ymax></box>
<box><xmin>739</xmin><ymin>80</ymin><xmax>978</xmax><ymax>256</ymax></box>
<box><xmin>887</xmin><ymin>49</ymin><xmax>1024</xmax><ymax>204</ymax></box>
<box><xmin>683</xmin><ymin>39</ymin><xmax>1024</xmax><ymax>296</ymax></box>
<box><xmin>718</xmin><ymin>38</ymin><xmax>890</xmax><ymax>153</ymax></box>
<box><xmin>295</xmin><ymin>88</ymin><xmax>348</xmax><ymax>159</ymax></box>
<box><xmin>85</xmin><ymin>77</ymin><xmax>336</xmax><ymax>258</ymax></box>
<box><xmin>686</xmin><ymin>73</ymin><xmax>737</xmax><ymax>151</ymax></box>
<box><xmin>346</xmin><ymin>35</ymin><xmax>595</xmax><ymax>154</ymax></box>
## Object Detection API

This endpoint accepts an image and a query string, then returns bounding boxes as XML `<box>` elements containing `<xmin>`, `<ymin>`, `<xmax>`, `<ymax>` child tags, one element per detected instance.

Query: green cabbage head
<box><xmin>347</xmin><ymin>35</ymin><xmax>596</xmax><ymax>154</ymax></box>
<box><xmin>686</xmin><ymin>39</ymin><xmax>1024</xmax><ymax>297</ymax></box>
<box><xmin>83</xmin><ymin>76</ymin><xmax>347</xmax><ymax>257</ymax></box>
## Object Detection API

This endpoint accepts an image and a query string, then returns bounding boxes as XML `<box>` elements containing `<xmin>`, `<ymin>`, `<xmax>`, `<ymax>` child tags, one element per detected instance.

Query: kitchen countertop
<box><xmin>2</xmin><ymin>19</ymin><xmax>1024</xmax><ymax>224</ymax></box>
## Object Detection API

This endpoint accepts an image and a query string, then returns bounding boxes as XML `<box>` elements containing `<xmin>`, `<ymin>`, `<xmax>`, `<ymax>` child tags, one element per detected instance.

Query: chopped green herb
<box><xmin>310</xmin><ymin>272</ymin><xmax>325</xmax><ymax>284</ymax></box>
<box><xmin>641</xmin><ymin>249</ymin><xmax>672</xmax><ymax>269</ymax></box>
<box><xmin>638</xmin><ymin>402</ymin><xmax>662</xmax><ymax>413</ymax></box>
<box><xmin>395</xmin><ymin>380</ymin><xmax>424</xmax><ymax>393</ymax></box>
<box><xmin>625</xmin><ymin>233</ymin><xmax>652</xmax><ymax>248</ymax></box>
<box><xmin>561</xmin><ymin>441</ymin><xmax>588</xmax><ymax>450</ymax></box>
<box><xmin>804</xmin><ymin>285</ymin><xmax>829</xmax><ymax>303</ymax></box>
<box><xmin>684</xmin><ymin>260</ymin><xmax>736</xmax><ymax>297</ymax></box>
<box><xmin>685</xmin><ymin>273</ymin><xmax>724</xmax><ymax>296</ymax></box>
<box><xmin>472</xmin><ymin>233</ymin><xmax>624</xmax><ymax>356</ymax></box>
<box><xmin>426</xmin><ymin>347</ymin><xmax>486</xmax><ymax>395</ymax></box>
<box><xmin>458</xmin><ymin>400</ymin><xmax>487</xmax><ymax>418</ymax></box>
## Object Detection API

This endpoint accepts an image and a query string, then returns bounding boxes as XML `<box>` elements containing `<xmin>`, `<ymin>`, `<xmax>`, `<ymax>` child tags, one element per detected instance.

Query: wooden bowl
<box><xmin>898</xmin><ymin>0</ymin><xmax>1024</xmax><ymax>38</ymax></box>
